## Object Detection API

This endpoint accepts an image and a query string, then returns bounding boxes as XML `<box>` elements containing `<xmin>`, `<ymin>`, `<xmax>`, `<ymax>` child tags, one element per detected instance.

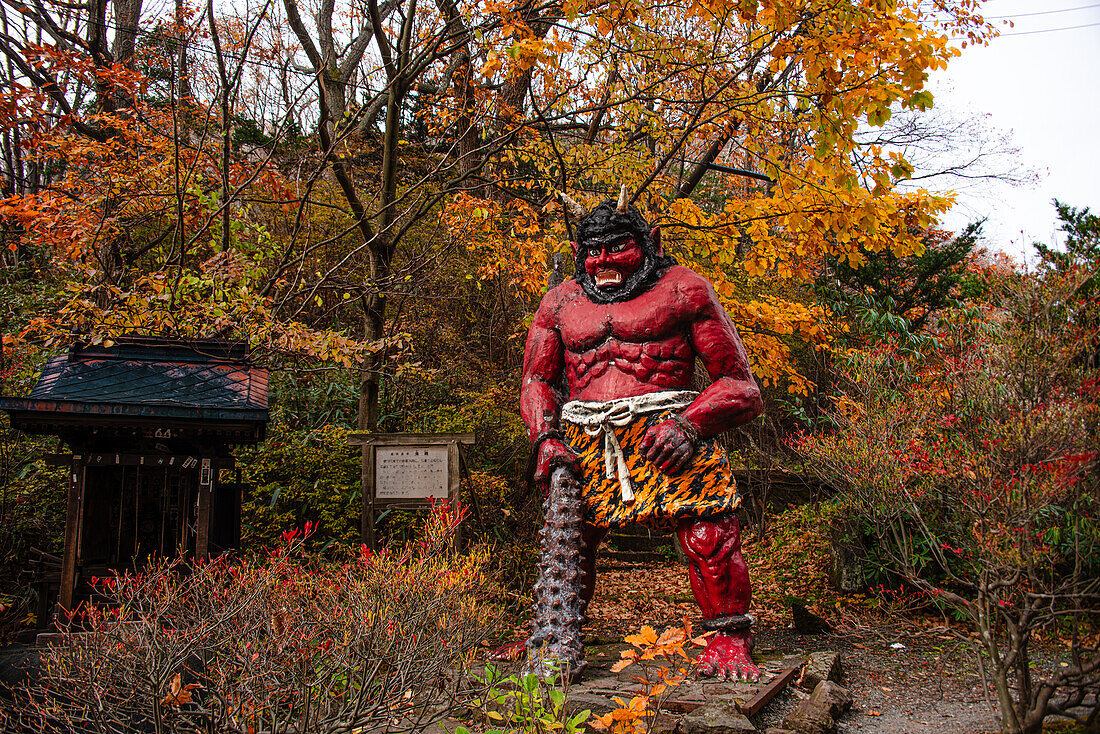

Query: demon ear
<box><xmin>570</xmin><ymin>240</ymin><xmax>579</xmax><ymax>259</ymax></box>
<box><xmin>651</xmin><ymin>226</ymin><xmax>663</xmax><ymax>256</ymax></box>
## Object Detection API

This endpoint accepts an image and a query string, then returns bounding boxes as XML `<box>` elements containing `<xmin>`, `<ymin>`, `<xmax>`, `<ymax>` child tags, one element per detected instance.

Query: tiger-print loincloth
<box><xmin>563</xmin><ymin>411</ymin><xmax>740</xmax><ymax>529</ymax></box>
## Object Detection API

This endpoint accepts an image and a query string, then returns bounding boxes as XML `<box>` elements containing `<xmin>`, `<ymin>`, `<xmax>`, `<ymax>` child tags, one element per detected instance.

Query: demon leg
<box><xmin>677</xmin><ymin>513</ymin><xmax>759</xmax><ymax>681</ymax></box>
<box><xmin>579</xmin><ymin>522</ymin><xmax>607</xmax><ymax>615</ymax></box>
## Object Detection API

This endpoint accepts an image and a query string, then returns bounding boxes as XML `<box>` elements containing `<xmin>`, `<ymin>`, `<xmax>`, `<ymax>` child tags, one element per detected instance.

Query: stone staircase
<box><xmin>604</xmin><ymin>522</ymin><xmax>684</xmax><ymax>563</ymax></box>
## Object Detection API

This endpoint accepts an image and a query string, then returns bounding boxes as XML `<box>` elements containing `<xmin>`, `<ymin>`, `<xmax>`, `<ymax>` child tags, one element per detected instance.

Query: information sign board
<box><xmin>375</xmin><ymin>445</ymin><xmax>449</xmax><ymax>500</ymax></box>
<box><xmin>346</xmin><ymin>433</ymin><xmax>476</xmax><ymax>546</ymax></box>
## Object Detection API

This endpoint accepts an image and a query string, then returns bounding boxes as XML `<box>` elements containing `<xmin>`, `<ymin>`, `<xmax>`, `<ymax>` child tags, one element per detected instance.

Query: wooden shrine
<box><xmin>0</xmin><ymin>337</ymin><xmax>269</xmax><ymax>617</ymax></box>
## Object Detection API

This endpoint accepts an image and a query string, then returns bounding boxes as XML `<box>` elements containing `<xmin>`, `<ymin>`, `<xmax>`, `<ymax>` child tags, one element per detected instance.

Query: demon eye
<box><xmin>609</xmin><ymin>243</ymin><xmax>625</xmax><ymax>253</ymax></box>
<box><xmin>588</xmin><ymin>247</ymin><xmax>601</xmax><ymax>257</ymax></box>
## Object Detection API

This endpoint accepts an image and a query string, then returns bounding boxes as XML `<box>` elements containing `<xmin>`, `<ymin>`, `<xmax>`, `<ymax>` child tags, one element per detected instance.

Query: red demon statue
<box><xmin>519</xmin><ymin>187</ymin><xmax>764</xmax><ymax>681</ymax></box>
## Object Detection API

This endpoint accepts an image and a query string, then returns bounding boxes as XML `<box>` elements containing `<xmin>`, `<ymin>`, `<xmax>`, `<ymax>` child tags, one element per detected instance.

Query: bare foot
<box><xmin>695</xmin><ymin>631</ymin><xmax>760</xmax><ymax>681</ymax></box>
<box><xmin>487</xmin><ymin>639</ymin><xmax>527</xmax><ymax>662</ymax></box>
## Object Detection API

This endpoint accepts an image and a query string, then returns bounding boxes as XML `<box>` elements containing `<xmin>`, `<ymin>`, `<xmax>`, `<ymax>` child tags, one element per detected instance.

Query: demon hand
<box><xmin>641</xmin><ymin>417</ymin><xmax>696</xmax><ymax>475</ymax></box>
<box><xmin>534</xmin><ymin>438</ymin><xmax>579</xmax><ymax>485</ymax></box>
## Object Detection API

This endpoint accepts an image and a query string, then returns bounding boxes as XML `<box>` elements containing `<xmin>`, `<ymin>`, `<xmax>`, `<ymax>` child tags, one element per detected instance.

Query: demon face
<box><xmin>572</xmin><ymin>200</ymin><xmax>675</xmax><ymax>304</ymax></box>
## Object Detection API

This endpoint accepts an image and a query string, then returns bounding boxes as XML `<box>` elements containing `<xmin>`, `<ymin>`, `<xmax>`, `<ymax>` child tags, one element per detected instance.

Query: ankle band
<box><xmin>701</xmin><ymin>614</ymin><xmax>754</xmax><ymax>633</ymax></box>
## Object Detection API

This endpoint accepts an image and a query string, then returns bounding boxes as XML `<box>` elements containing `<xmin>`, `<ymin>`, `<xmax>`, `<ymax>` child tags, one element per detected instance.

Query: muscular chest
<box><xmin>554</xmin><ymin>288</ymin><xmax>691</xmax><ymax>352</ymax></box>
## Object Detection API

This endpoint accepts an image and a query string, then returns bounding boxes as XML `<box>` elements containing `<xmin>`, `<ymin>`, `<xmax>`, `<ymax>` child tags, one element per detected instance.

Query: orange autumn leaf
<box><xmin>610</xmin><ymin>655</ymin><xmax>636</xmax><ymax>673</ymax></box>
<box><xmin>622</xmin><ymin>625</ymin><xmax>658</xmax><ymax>648</ymax></box>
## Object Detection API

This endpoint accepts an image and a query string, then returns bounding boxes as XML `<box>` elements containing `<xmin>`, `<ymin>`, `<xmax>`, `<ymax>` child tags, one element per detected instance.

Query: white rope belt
<box><xmin>561</xmin><ymin>390</ymin><xmax>697</xmax><ymax>504</ymax></box>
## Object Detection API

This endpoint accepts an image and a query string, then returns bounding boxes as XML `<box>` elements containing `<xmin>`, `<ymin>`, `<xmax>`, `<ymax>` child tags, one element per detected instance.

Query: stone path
<box><xmin>576</xmin><ymin>641</ymin><xmax>808</xmax><ymax>715</ymax></box>
<box><xmin>473</xmin><ymin>642</ymin><xmax>822</xmax><ymax>734</ymax></box>
<box><xmin>458</xmin><ymin>631</ymin><xmax>1003</xmax><ymax>734</ymax></box>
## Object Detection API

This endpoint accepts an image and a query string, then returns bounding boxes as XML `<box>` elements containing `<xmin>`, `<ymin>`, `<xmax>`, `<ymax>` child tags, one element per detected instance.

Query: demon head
<box><xmin>565</xmin><ymin>188</ymin><xmax>675</xmax><ymax>304</ymax></box>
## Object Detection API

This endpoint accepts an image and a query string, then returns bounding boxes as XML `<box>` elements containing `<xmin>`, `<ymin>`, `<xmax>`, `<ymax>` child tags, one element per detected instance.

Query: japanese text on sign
<box><xmin>375</xmin><ymin>446</ymin><xmax>449</xmax><ymax>500</ymax></box>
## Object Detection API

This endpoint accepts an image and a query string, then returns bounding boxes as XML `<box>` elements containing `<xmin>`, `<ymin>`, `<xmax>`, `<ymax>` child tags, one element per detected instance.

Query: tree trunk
<box><xmin>175</xmin><ymin>0</ymin><xmax>192</xmax><ymax>100</ymax></box>
<box><xmin>359</xmin><ymin>292</ymin><xmax>386</xmax><ymax>433</ymax></box>
<box><xmin>358</xmin><ymin>7</ymin><xmax>406</xmax><ymax>544</ymax></box>
<box><xmin>110</xmin><ymin>0</ymin><xmax>142</xmax><ymax>66</ymax></box>
<box><xmin>359</xmin><ymin>292</ymin><xmax>384</xmax><ymax>548</ymax></box>
<box><xmin>86</xmin><ymin>0</ymin><xmax>113</xmax><ymax>112</ymax></box>
<box><xmin>495</xmin><ymin>3</ymin><xmax>560</xmax><ymax>126</ymax></box>
<box><xmin>207</xmin><ymin>0</ymin><xmax>232</xmax><ymax>254</ymax></box>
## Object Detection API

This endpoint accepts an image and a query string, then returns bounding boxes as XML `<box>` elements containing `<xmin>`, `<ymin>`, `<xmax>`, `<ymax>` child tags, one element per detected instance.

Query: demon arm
<box><xmin>642</xmin><ymin>280</ymin><xmax>762</xmax><ymax>472</ymax></box>
<box><xmin>520</xmin><ymin>298</ymin><xmax>578</xmax><ymax>484</ymax></box>
<box><xmin>681</xmin><ymin>287</ymin><xmax>763</xmax><ymax>436</ymax></box>
<box><xmin>682</xmin><ymin>283</ymin><xmax>761</xmax><ymax>435</ymax></box>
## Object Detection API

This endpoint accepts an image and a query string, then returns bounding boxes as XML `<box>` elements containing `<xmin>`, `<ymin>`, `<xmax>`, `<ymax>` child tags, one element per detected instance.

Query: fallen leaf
<box><xmin>161</xmin><ymin>672</ymin><xmax>202</xmax><ymax>706</ymax></box>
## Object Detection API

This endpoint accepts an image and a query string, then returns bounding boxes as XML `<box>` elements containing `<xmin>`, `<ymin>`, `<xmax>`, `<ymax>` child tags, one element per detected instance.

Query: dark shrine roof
<box><xmin>0</xmin><ymin>338</ymin><xmax>269</xmax><ymax>437</ymax></box>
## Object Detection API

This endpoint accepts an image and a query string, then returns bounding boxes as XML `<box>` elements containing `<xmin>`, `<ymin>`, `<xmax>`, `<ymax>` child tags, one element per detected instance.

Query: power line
<box><xmin>1000</xmin><ymin>20</ymin><xmax>1100</xmax><ymax>36</ymax></box>
<box><xmin>4</xmin><ymin>10</ymin><xmax>387</xmax><ymax>87</ymax></box>
<box><xmin>8</xmin><ymin>11</ymin><xmax>512</xmax><ymax>115</ymax></box>
<box><xmin>985</xmin><ymin>3</ymin><xmax>1100</xmax><ymax>19</ymax></box>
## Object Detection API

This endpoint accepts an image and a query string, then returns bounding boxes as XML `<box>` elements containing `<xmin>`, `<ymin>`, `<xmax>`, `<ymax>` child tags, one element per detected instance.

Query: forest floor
<box><xmin>539</xmin><ymin>554</ymin><xmax>1006</xmax><ymax>733</ymax></box>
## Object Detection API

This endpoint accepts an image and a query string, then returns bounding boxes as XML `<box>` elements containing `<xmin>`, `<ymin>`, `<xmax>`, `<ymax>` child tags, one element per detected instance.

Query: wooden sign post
<box><xmin>347</xmin><ymin>433</ymin><xmax>475</xmax><ymax>548</ymax></box>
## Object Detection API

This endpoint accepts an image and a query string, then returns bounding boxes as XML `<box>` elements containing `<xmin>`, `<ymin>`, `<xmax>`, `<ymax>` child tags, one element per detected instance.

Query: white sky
<box><xmin>926</xmin><ymin>0</ymin><xmax>1100</xmax><ymax>260</ymax></box>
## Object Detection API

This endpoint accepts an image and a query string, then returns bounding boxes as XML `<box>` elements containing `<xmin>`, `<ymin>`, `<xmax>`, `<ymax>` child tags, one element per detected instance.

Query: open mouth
<box><xmin>595</xmin><ymin>269</ymin><xmax>623</xmax><ymax>288</ymax></box>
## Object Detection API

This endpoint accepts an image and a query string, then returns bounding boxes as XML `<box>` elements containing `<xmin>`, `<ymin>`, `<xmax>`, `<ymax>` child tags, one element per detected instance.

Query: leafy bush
<box><xmin>236</xmin><ymin>423</ymin><xmax>362</xmax><ymax>551</ymax></box>
<box><xmin>591</xmin><ymin>623</ymin><xmax>697</xmax><ymax>734</ymax></box>
<box><xmin>14</xmin><ymin>503</ymin><xmax>498</xmax><ymax>733</ymax></box>
<box><xmin>793</xmin><ymin>267</ymin><xmax>1100</xmax><ymax>734</ymax></box>
<box><xmin>0</xmin><ymin>420</ymin><xmax>65</xmax><ymax>637</ymax></box>
<box><xmin>0</xmin><ymin>341</ymin><xmax>65</xmax><ymax>640</ymax></box>
<box><xmin>745</xmin><ymin>501</ymin><xmax>840</xmax><ymax>606</ymax></box>
<box><xmin>268</xmin><ymin>365</ymin><xmax>360</xmax><ymax>430</ymax></box>
<box><xmin>465</xmin><ymin>665</ymin><xmax>590</xmax><ymax>734</ymax></box>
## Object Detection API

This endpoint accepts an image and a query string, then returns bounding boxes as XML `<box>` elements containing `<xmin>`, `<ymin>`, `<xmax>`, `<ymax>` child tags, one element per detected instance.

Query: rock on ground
<box><xmin>782</xmin><ymin>681</ymin><xmax>853</xmax><ymax>734</ymax></box>
<box><xmin>798</xmin><ymin>650</ymin><xmax>842</xmax><ymax>691</ymax></box>
<box><xmin>563</xmin><ymin>691</ymin><xmax>620</xmax><ymax>718</ymax></box>
<box><xmin>811</xmin><ymin>681</ymin><xmax>852</xmax><ymax>718</ymax></box>
<box><xmin>681</xmin><ymin>702</ymin><xmax>758</xmax><ymax>733</ymax></box>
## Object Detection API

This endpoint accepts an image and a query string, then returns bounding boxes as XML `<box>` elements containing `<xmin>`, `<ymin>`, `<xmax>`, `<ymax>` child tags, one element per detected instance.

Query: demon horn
<box><xmin>558</xmin><ymin>191</ymin><xmax>588</xmax><ymax>219</ymax></box>
<box><xmin>617</xmin><ymin>184</ymin><xmax>629</xmax><ymax>213</ymax></box>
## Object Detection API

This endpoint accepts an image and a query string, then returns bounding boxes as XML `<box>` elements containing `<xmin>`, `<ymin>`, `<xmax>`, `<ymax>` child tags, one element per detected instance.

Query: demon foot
<box><xmin>695</xmin><ymin>631</ymin><xmax>760</xmax><ymax>681</ymax></box>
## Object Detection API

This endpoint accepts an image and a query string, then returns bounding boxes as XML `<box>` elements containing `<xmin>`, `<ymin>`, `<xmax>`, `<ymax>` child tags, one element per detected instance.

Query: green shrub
<box><xmin>236</xmin><ymin>423</ymin><xmax>361</xmax><ymax>551</ymax></box>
